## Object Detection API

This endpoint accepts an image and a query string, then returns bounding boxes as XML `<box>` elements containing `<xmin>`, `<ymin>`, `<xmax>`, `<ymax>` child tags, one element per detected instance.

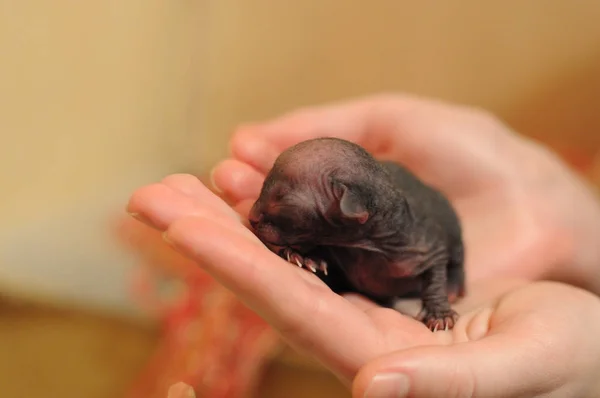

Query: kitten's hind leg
<box><xmin>417</xmin><ymin>260</ymin><xmax>459</xmax><ymax>332</ymax></box>
<box><xmin>447</xmin><ymin>242</ymin><xmax>466</xmax><ymax>304</ymax></box>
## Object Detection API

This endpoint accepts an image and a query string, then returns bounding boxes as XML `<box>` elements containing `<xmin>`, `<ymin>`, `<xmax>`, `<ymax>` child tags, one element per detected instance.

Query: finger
<box><xmin>159</xmin><ymin>173</ymin><xmax>242</xmax><ymax>219</ymax></box>
<box><xmin>167</xmin><ymin>382</ymin><xmax>195</xmax><ymax>398</ymax></box>
<box><xmin>355</xmin><ymin>336</ymin><xmax>567</xmax><ymax>398</ymax></box>
<box><xmin>229</xmin><ymin>94</ymin><xmax>513</xmax><ymax>195</ymax></box>
<box><xmin>115</xmin><ymin>215</ymin><xmax>206</xmax><ymax>278</ymax></box>
<box><xmin>126</xmin><ymin>183</ymin><xmax>253</xmax><ymax>240</ymax></box>
<box><xmin>210</xmin><ymin>159</ymin><xmax>265</xmax><ymax>203</ymax></box>
<box><xmin>163</xmin><ymin>215</ymin><xmax>392</xmax><ymax>380</ymax></box>
<box><xmin>352</xmin><ymin>297</ymin><xmax>568</xmax><ymax>398</ymax></box>
<box><xmin>233</xmin><ymin>199</ymin><xmax>256</xmax><ymax>219</ymax></box>
<box><xmin>229</xmin><ymin>96</ymin><xmax>391</xmax><ymax>174</ymax></box>
<box><xmin>160</xmin><ymin>173</ymin><xmax>207</xmax><ymax>198</ymax></box>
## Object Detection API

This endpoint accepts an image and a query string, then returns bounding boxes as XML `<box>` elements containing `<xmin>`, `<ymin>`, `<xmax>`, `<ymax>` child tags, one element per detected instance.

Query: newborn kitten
<box><xmin>248</xmin><ymin>137</ymin><xmax>465</xmax><ymax>331</ymax></box>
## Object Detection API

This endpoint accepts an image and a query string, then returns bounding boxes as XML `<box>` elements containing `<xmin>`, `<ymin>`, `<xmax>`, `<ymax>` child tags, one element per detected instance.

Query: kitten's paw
<box><xmin>278</xmin><ymin>248</ymin><xmax>328</xmax><ymax>275</ymax></box>
<box><xmin>416</xmin><ymin>307</ymin><xmax>459</xmax><ymax>332</ymax></box>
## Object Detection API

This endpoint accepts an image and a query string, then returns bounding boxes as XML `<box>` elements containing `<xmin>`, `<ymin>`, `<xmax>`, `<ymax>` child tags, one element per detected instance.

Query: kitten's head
<box><xmin>248</xmin><ymin>138</ymin><xmax>386</xmax><ymax>248</ymax></box>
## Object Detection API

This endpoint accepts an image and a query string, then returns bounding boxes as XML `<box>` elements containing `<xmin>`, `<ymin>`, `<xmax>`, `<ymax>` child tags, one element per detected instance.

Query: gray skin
<box><xmin>248</xmin><ymin>137</ymin><xmax>465</xmax><ymax>331</ymax></box>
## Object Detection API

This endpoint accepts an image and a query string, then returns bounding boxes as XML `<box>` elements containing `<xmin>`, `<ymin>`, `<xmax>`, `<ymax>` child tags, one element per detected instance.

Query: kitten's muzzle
<box><xmin>248</xmin><ymin>214</ymin><xmax>285</xmax><ymax>246</ymax></box>
<box><xmin>255</xmin><ymin>224</ymin><xmax>286</xmax><ymax>246</ymax></box>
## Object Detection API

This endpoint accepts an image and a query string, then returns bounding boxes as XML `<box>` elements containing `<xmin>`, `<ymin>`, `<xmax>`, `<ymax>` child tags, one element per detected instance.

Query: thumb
<box><xmin>352</xmin><ymin>336</ymin><xmax>562</xmax><ymax>398</ymax></box>
<box><xmin>167</xmin><ymin>382</ymin><xmax>196</xmax><ymax>398</ymax></box>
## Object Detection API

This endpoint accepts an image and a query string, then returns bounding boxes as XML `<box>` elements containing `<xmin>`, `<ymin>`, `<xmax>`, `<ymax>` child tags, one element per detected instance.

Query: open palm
<box><xmin>128</xmin><ymin>173</ymin><xmax>600</xmax><ymax>397</ymax></box>
<box><xmin>128</xmin><ymin>95</ymin><xmax>600</xmax><ymax>396</ymax></box>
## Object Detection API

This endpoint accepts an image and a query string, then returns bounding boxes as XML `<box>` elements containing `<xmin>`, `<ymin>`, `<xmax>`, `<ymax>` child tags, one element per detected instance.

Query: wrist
<box><xmin>521</xmin><ymin>140</ymin><xmax>600</xmax><ymax>296</ymax></box>
<box><xmin>549</xmin><ymin>162</ymin><xmax>600</xmax><ymax>295</ymax></box>
<box><xmin>569</xmin><ymin>181</ymin><xmax>600</xmax><ymax>294</ymax></box>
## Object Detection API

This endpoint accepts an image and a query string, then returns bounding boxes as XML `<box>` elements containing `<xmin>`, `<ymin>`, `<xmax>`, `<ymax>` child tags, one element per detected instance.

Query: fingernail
<box><xmin>167</xmin><ymin>382</ymin><xmax>196</xmax><ymax>398</ymax></box>
<box><xmin>209</xmin><ymin>167</ymin><xmax>222</xmax><ymax>193</ymax></box>
<box><xmin>127</xmin><ymin>211</ymin><xmax>152</xmax><ymax>226</ymax></box>
<box><xmin>364</xmin><ymin>373</ymin><xmax>410</xmax><ymax>398</ymax></box>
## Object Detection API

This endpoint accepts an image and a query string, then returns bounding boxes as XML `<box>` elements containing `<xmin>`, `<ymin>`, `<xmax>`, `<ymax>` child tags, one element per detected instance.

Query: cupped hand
<box><xmin>211</xmin><ymin>94</ymin><xmax>600</xmax><ymax>294</ymax></box>
<box><xmin>350</xmin><ymin>280</ymin><xmax>600</xmax><ymax>398</ymax></box>
<box><xmin>128</xmin><ymin>175</ymin><xmax>600</xmax><ymax>397</ymax></box>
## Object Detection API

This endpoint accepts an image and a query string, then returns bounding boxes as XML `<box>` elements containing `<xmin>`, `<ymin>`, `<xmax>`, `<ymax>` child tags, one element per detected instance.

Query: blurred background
<box><xmin>1</xmin><ymin>1</ymin><xmax>599</xmax><ymax>397</ymax></box>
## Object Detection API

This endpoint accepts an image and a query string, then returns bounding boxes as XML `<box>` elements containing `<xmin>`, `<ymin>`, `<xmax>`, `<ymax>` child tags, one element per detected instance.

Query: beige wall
<box><xmin>0</xmin><ymin>0</ymin><xmax>208</xmax><ymax>227</ymax></box>
<box><xmin>1</xmin><ymin>0</ymin><xmax>599</xmax><ymax>306</ymax></box>
<box><xmin>200</xmin><ymin>1</ymin><xmax>600</xmax><ymax>167</ymax></box>
<box><xmin>0</xmin><ymin>0</ymin><xmax>209</xmax><ymax>308</ymax></box>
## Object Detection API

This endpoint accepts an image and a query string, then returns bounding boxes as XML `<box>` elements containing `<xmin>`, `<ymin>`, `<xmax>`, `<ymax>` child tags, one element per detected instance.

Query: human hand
<box><xmin>349</xmin><ymin>279</ymin><xmax>600</xmax><ymax>398</ymax></box>
<box><xmin>210</xmin><ymin>94</ymin><xmax>600</xmax><ymax>295</ymax></box>
<box><xmin>167</xmin><ymin>382</ymin><xmax>195</xmax><ymax>398</ymax></box>
<box><xmin>127</xmin><ymin>174</ymin><xmax>600</xmax><ymax>397</ymax></box>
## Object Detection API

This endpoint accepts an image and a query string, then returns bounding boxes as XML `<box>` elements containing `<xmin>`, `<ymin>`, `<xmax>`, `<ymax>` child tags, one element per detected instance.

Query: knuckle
<box><xmin>230</xmin><ymin>128</ymin><xmax>256</xmax><ymax>154</ymax></box>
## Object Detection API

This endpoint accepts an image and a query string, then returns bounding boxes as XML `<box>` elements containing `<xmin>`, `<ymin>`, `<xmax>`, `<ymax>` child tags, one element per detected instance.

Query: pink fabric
<box><xmin>113</xmin><ymin>216</ymin><xmax>281</xmax><ymax>398</ymax></box>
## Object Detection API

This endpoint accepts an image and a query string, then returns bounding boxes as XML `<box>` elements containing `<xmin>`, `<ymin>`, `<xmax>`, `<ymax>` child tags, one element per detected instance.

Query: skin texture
<box><xmin>248</xmin><ymin>137</ymin><xmax>465</xmax><ymax>331</ymax></box>
<box><xmin>125</xmin><ymin>94</ymin><xmax>600</xmax><ymax>397</ymax></box>
<box><xmin>167</xmin><ymin>383</ymin><xmax>195</xmax><ymax>398</ymax></box>
<box><xmin>127</xmin><ymin>175</ymin><xmax>600</xmax><ymax>398</ymax></box>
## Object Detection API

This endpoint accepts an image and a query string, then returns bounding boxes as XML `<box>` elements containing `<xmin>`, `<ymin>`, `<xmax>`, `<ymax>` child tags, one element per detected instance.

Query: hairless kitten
<box><xmin>248</xmin><ymin>137</ymin><xmax>465</xmax><ymax>331</ymax></box>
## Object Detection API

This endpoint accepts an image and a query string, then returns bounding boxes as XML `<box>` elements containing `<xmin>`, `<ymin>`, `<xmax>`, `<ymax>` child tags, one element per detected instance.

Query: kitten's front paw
<box><xmin>278</xmin><ymin>248</ymin><xmax>328</xmax><ymax>275</ymax></box>
<box><xmin>416</xmin><ymin>306</ymin><xmax>459</xmax><ymax>332</ymax></box>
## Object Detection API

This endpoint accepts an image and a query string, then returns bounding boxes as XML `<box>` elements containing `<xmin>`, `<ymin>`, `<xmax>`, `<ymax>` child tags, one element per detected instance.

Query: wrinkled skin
<box><xmin>248</xmin><ymin>137</ymin><xmax>465</xmax><ymax>331</ymax></box>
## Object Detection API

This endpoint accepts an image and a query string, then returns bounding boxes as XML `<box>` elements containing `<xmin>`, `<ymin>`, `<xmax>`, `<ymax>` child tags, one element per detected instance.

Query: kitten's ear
<box><xmin>333</xmin><ymin>181</ymin><xmax>369</xmax><ymax>224</ymax></box>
